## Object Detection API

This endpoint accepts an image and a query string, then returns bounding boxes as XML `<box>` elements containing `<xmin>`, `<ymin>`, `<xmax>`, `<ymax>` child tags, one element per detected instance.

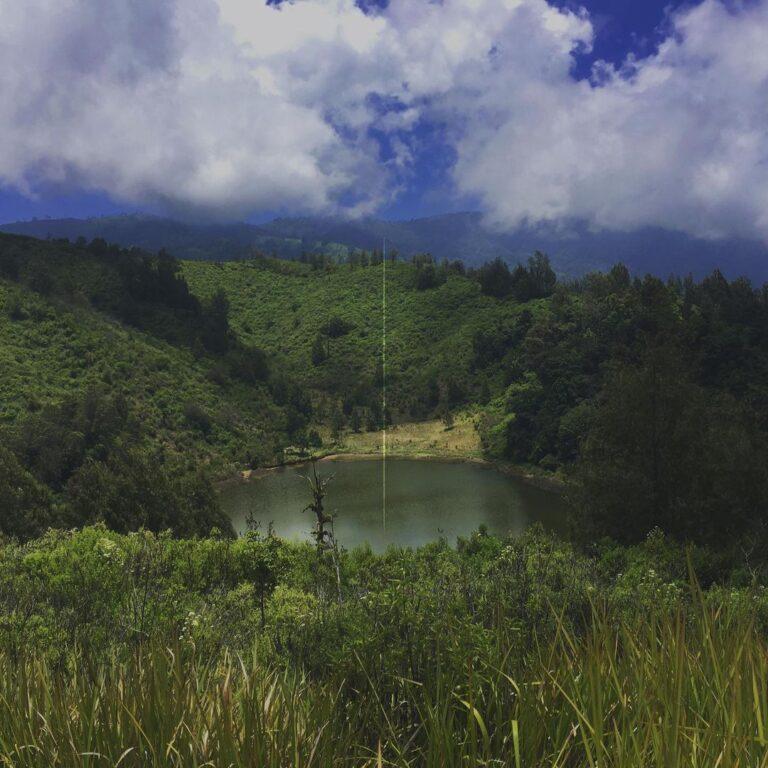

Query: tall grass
<box><xmin>2</xmin><ymin>593</ymin><xmax>768</xmax><ymax>767</ymax></box>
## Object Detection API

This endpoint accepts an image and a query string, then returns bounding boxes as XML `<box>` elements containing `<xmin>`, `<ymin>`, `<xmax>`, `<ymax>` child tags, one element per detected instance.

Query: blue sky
<box><xmin>1</xmin><ymin>0</ymin><xmax>766</xmax><ymax>241</ymax></box>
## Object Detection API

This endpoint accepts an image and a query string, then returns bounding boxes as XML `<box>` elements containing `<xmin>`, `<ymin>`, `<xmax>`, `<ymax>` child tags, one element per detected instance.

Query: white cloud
<box><xmin>0</xmin><ymin>0</ymin><xmax>766</xmax><ymax>240</ymax></box>
<box><xmin>454</xmin><ymin>0</ymin><xmax>768</xmax><ymax>240</ymax></box>
<box><xmin>0</xmin><ymin>0</ymin><xmax>388</xmax><ymax>217</ymax></box>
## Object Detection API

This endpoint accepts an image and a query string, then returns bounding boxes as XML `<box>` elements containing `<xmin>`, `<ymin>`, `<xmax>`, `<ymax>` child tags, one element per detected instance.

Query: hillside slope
<box><xmin>3</xmin><ymin>231</ymin><xmax>768</xmax><ymax>550</ymax></box>
<box><xmin>0</xmin><ymin>234</ymin><xmax>288</xmax><ymax>474</ymax></box>
<box><xmin>0</xmin><ymin>234</ymin><xmax>530</xmax><ymax>470</ymax></box>
<box><xmin>181</xmin><ymin>258</ymin><xmax>539</xmax><ymax>421</ymax></box>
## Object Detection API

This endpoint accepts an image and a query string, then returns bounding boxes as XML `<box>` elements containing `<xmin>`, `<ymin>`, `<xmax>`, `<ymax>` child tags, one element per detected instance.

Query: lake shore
<box><xmin>224</xmin><ymin>416</ymin><xmax>566</xmax><ymax>495</ymax></box>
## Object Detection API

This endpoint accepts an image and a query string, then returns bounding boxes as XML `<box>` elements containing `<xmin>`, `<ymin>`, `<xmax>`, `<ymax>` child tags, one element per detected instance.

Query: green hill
<box><xmin>0</xmin><ymin>279</ymin><xmax>282</xmax><ymax>469</ymax></box>
<box><xmin>3</xmin><ymin>231</ymin><xmax>768</xmax><ymax>551</ymax></box>
<box><xmin>0</xmin><ymin>234</ymin><xmax>306</xmax><ymax>538</ymax></box>
<box><xmin>0</xmin><ymin>234</ymin><xmax>288</xmax><ymax>471</ymax></box>
<box><xmin>181</xmin><ymin>258</ymin><xmax>540</xmax><ymax>421</ymax></box>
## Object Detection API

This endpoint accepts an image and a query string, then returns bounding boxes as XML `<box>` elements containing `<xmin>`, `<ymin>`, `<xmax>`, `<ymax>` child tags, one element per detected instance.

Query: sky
<box><xmin>0</xmin><ymin>0</ymin><xmax>766</xmax><ymax>242</ymax></box>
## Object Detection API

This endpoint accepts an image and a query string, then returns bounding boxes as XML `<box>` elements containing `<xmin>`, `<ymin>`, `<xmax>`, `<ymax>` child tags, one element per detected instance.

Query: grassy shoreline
<box><xmin>226</xmin><ymin>415</ymin><xmax>566</xmax><ymax>494</ymax></box>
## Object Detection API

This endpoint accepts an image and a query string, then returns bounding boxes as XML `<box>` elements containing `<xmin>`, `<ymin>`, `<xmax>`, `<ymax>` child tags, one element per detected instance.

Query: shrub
<box><xmin>326</xmin><ymin>316</ymin><xmax>353</xmax><ymax>338</ymax></box>
<box><xmin>0</xmin><ymin>446</ymin><xmax>56</xmax><ymax>539</ymax></box>
<box><xmin>183</xmin><ymin>401</ymin><xmax>213</xmax><ymax>435</ymax></box>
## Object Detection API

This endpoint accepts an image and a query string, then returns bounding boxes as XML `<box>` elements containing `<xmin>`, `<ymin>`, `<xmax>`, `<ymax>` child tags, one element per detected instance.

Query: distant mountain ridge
<box><xmin>0</xmin><ymin>215</ymin><xmax>272</xmax><ymax>262</ymax></box>
<box><xmin>2</xmin><ymin>212</ymin><xmax>767</xmax><ymax>283</ymax></box>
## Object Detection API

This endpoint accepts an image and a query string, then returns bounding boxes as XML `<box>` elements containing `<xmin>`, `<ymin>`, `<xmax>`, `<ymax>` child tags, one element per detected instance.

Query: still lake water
<box><xmin>220</xmin><ymin>458</ymin><xmax>568</xmax><ymax>551</ymax></box>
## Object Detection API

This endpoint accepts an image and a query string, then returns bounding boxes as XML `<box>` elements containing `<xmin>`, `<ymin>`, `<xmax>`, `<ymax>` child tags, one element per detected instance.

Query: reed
<box><xmin>2</xmin><ymin>591</ymin><xmax>767</xmax><ymax>767</ymax></box>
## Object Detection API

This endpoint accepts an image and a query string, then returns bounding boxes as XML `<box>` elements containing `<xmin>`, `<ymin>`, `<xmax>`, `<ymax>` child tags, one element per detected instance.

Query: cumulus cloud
<box><xmin>0</xmin><ymin>0</ymin><xmax>766</xmax><ymax>239</ymax></box>
<box><xmin>455</xmin><ymin>0</ymin><xmax>768</xmax><ymax>241</ymax></box>
<box><xmin>0</xmin><ymin>0</ymin><xmax>389</xmax><ymax>217</ymax></box>
<box><xmin>0</xmin><ymin>0</ymin><xmax>591</xmax><ymax>218</ymax></box>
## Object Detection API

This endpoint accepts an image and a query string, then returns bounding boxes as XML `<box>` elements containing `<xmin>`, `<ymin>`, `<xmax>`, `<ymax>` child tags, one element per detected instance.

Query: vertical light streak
<box><xmin>382</xmin><ymin>238</ymin><xmax>387</xmax><ymax>529</ymax></box>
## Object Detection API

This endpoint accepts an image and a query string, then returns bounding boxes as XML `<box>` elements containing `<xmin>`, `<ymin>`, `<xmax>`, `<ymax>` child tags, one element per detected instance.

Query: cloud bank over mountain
<box><xmin>0</xmin><ymin>0</ymin><xmax>766</xmax><ymax>241</ymax></box>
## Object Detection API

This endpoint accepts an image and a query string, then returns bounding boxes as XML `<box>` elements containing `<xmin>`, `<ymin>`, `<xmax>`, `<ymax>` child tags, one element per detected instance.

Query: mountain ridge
<box><xmin>3</xmin><ymin>212</ymin><xmax>767</xmax><ymax>283</ymax></box>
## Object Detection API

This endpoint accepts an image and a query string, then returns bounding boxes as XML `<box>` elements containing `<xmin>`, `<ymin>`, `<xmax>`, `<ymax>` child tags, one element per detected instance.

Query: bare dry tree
<box><xmin>301</xmin><ymin>458</ymin><xmax>342</xmax><ymax>602</ymax></box>
<box><xmin>301</xmin><ymin>459</ymin><xmax>334</xmax><ymax>547</ymax></box>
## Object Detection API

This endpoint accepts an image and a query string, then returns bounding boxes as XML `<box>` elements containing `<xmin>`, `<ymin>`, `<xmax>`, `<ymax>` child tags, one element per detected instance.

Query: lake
<box><xmin>219</xmin><ymin>457</ymin><xmax>568</xmax><ymax>551</ymax></box>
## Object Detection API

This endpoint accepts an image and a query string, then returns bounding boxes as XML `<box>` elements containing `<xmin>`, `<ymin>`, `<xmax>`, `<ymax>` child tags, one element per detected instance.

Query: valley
<box><xmin>2</xmin><ymin>228</ymin><xmax>768</xmax><ymax>765</ymax></box>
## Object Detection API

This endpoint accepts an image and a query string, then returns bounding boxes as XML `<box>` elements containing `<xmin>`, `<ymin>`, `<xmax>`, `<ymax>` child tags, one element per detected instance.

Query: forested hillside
<box><xmin>182</xmin><ymin>256</ymin><xmax>534</xmax><ymax>423</ymax></box>
<box><xmin>184</xmin><ymin>252</ymin><xmax>768</xmax><ymax>550</ymax></box>
<box><xmin>3</xmin><ymin>231</ymin><xmax>768</xmax><ymax>553</ymax></box>
<box><xmin>0</xmin><ymin>234</ymin><xmax>301</xmax><ymax>538</ymax></box>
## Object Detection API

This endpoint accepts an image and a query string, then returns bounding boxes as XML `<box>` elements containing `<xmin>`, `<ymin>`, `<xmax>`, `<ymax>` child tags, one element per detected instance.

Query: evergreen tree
<box><xmin>478</xmin><ymin>258</ymin><xmax>513</xmax><ymax>298</ymax></box>
<box><xmin>311</xmin><ymin>334</ymin><xmax>327</xmax><ymax>366</ymax></box>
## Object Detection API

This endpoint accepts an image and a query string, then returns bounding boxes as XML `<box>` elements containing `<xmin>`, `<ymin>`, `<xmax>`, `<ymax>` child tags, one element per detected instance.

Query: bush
<box><xmin>4</xmin><ymin>295</ymin><xmax>25</xmax><ymax>320</ymax></box>
<box><xmin>477</xmin><ymin>258</ymin><xmax>513</xmax><ymax>298</ymax></box>
<box><xmin>415</xmin><ymin>263</ymin><xmax>442</xmax><ymax>290</ymax></box>
<box><xmin>0</xmin><ymin>446</ymin><xmax>56</xmax><ymax>539</ymax></box>
<box><xmin>326</xmin><ymin>316</ymin><xmax>353</xmax><ymax>338</ymax></box>
<box><xmin>227</xmin><ymin>346</ymin><xmax>269</xmax><ymax>383</ymax></box>
<box><xmin>183</xmin><ymin>401</ymin><xmax>213</xmax><ymax>435</ymax></box>
<box><xmin>63</xmin><ymin>450</ymin><xmax>232</xmax><ymax>537</ymax></box>
<box><xmin>311</xmin><ymin>334</ymin><xmax>327</xmax><ymax>365</ymax></box>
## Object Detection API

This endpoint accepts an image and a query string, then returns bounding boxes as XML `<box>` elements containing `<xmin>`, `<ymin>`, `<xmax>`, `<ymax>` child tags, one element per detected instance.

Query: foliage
<box><xmin>0</xmin><ymin>446</ymin><xmax>56</xmax><ymax>539</ymax></box>
<box><xmin>0</xmin><ymin>527</ymin><xmax>767</xmax><ymax>765</ymax></box>
<box><xmin>182</xmin><ymin>256</ymin><xmax>529</xmax><ymax>423</ymax></box>
<box><xmin>0</xmin><ymin>235</ymin><xmax>294</xmax><ymax>480</ymax></box>
<box><xmin>63</xmin><ymin>451</ymin><xmax>232</xmax><ymax>537</ymax></box>
<box><xmin>572</xmin><ymin>347</ymin><xmax>768</xmax><ymax>546</ymax></box>
<box><xmin>476</xmin><ymin>252</ymin><xmax>556</xmax><ymax>300</ymax></box>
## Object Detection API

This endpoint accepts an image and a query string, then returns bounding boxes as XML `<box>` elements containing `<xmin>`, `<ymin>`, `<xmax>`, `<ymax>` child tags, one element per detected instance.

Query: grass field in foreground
<box><xmin>3</xmin><ymin>597</ymin><xmax>767</xmax><ymax>767</ymax></box>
